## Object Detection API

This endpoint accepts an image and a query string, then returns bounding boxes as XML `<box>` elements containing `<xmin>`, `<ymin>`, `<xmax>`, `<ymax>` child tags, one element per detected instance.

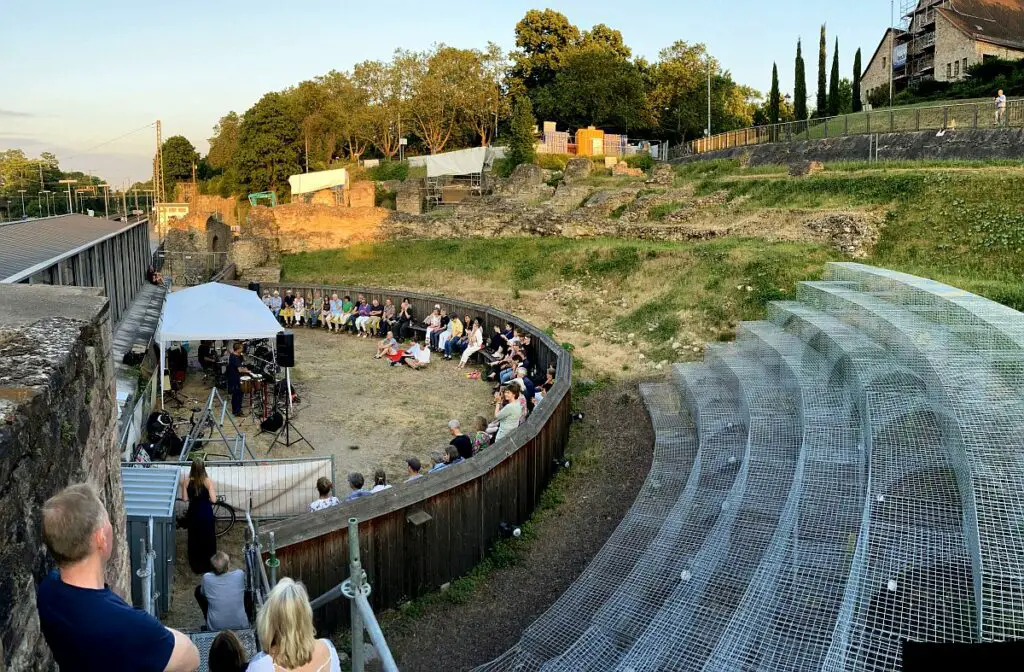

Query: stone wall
<box><xmin>0</xmin><ymin>285</ymin><xmax>126</xmax><ymax>671</ymax></box>
<box><xmin>259</xmin><ymin>203</ymin><xmax>390</xmax><ymax>253</ymax></box>
<box><xmin>674</xmin><ymin>128</ymin><xmax>1024</xmax><ymax>166</ymax></box>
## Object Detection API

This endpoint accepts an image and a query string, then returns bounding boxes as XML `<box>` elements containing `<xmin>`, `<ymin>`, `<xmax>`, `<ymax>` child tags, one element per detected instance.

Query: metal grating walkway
<box><xmin>479</xmin><ymin>263</ymin><xmax>1024</xmax><ymax>672</ymax></box>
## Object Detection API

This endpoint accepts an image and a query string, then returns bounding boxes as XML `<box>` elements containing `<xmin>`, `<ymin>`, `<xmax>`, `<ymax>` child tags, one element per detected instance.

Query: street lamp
<box><xmin>58</xmin><ymin>179</ymin><xmax>77</xmax><ymax>213</ymax></box>
<box><xmin>39</xmin><ymin>190</ymin><xmax>51</xmax><ymax>217</ymax></box>
<box><xmin>99</xmin><ymin>183</ymin><xmax>110</xmax><ymax>218</ymax></box>
<box><xmin>17</xmin><ymin>189</ymin><xmax>26</xmax><ymax>218</ymax></box>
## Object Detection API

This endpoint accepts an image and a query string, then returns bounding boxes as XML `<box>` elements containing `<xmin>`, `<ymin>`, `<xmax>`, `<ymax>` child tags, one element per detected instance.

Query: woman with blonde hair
<box><xmin>181</xmin><ymin>457</ymin><xmax>217</xmax><ymax>574</ymax></box>
<box><xmin>248</xmin><ymin>578</ymin><xmax>342</xmax><ymax>671</ymax></box>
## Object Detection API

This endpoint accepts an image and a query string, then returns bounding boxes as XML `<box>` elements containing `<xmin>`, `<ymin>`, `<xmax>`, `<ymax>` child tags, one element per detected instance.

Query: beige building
<box><xmin>861</xmin><ymin>0</ymin><xmax>1024</xmax><ymax>105</ymax></box>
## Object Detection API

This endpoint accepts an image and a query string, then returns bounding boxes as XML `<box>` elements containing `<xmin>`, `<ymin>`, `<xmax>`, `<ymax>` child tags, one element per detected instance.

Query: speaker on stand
<box><xmin>248</xmin><ymin>281</ymin><xmax>261</xmax><ymax>295</ymax></box>
<box><xmin>265</xmin><ymin>332</ymin><xmax>312</xmax><ymax>453</ymax></box>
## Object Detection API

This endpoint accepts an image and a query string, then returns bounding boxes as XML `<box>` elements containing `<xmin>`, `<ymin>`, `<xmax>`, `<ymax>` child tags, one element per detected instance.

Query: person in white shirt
<box><xmin>458</xmin><ymin>320</ymin><xmax>484</xmax><ymax>368</ymax></box>
<box><xmin>308</xmin><ymin>477</ymin><xmax>340</xmax><ymax>512</ymax></box>
<box><xmin>996</xmin><ymin>89</ymin><xmax>1008</xmax><ymax>125</ymax></box>
<box><xmin>370</xmin><ymin>468</ymin><xmax>392</xmax><ymax>493</ymax></box>
<box><xmin>247</xmin><ymin>578</ymin><xmax>342</xmax><ymax>671</ymax></box>
<box><xmin>402</xmin><ymin>340</ymin><xmax>431</xmax><ymax>369</ymax></box>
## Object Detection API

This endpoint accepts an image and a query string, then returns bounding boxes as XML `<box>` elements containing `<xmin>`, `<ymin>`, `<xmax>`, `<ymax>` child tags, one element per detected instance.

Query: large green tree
<box><xmin>852</xmin><ymin>48</ymin><xmax>863</xmax><ymax>112</ymax></box>
<box><xmin>233</xmin><ymin>92</ymin><xmax>301</xmax><ymax>198</ymax></box>
<box><xmin>837</xmin><ymin>77</ymin><xmax>854</xmax><ymax>115</ymax></box>
<box><xmin>828</xmin><ymin>38</ymin><xmax>841</xmax><ymax>116</ymax></box>
<box><xmin>353</xmin><ymin>57</ymin><xmax>407</xmax><ymax>160</ymax></box>
<box><xmin>161</xmin><ymin>135</ymin><xmax>198</xmax><ymax>199</ymax></box>
<box><xmin>794</xmin><ymin>39</ymin><xmax>807</xmax><ymax>121</ymax></box>
<box><xmin>207</xmin><ymin>112</ymin><xmax>240</xmax><ymax>171</ymax></box>
<box><xmin>816</xmin><ymin>25</ymin><xmax>827</xmax><ymax>117</ymax></box>
<box><xmin>510</xmin><ymin>9</ymin><xmax>581</xmax><ymax>97</ymax></box>
<box><xmin>535</xmin><ymin>46</ymin><xmax>649</xmax><ymax>132</ymax></box>
<box><xmin>506</xmin><ymin>97</ymin><xmax>537</xmax><ymax>169</ymax></box>
<box><xmin>579</xmin><ymin>23</ymin><xmax>631</xmax><ymax>59</ymax></box>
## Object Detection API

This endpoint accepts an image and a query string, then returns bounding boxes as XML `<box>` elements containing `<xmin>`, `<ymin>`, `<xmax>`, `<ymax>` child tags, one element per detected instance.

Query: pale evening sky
<box><xmin>0</xmin><ymin>0</ymin><xmax>896</xmax><ymax>185</ymax></box>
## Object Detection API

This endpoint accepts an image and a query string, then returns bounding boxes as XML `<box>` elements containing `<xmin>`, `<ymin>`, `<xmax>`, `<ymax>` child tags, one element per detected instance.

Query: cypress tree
<box><xmin>794</xmin><ymin>39</ymin><xmax>807</xmax><ymax>121</ymax></box>
<box><xmin>816</xmin><ymin>25</ymin><xmax>828</xmax><ymax>117</ymax></box>
<box><xmin>769</xmin><ymin>63</ymin><xmax>781</xmax><ymax>126</ymax></box>
<box><xmin>828</xmin><ymin>38</ymin><xmax>841</xmax><ymax>116</ymax></box>
<box><xmin>852</xmin><ymin>48</ymin><xmax>863</xmax><ymax>112</ymax></box>
<box><xmin>507</xmin><ymin>97</ymin><xmax>537</xmax><ymax>169</ymax></box>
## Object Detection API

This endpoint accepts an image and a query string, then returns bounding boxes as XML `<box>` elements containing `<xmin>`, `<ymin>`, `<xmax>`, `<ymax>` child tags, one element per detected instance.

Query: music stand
<box><xmin>265</xmin><ymin>367</ymin><xmax>313</xmax><ymax>453</ymax></box>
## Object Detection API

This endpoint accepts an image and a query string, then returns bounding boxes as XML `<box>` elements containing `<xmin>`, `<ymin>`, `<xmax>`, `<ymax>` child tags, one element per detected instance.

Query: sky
<box><xmin>1</xmin><ymin>0</ymin><xmax>896</xmax><ymax>185</ymax></box>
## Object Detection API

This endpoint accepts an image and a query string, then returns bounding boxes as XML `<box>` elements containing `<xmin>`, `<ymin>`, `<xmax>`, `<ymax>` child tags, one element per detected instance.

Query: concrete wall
<box><xmin>0</xmin><ymin>285</ymin><xmax>126</xmax><ymax>671</ymax></box>
<box><xmin>673</xmin><ymin>127</ymin><xmax>1024</xmax><ymax>166</ymax></box>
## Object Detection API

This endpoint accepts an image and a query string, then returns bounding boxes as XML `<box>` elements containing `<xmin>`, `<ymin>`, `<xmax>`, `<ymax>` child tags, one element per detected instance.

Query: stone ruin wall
<box><xmin>0</xmin><ymin>285</ymin><xmax>127</xmax><ymax>671</ymax></box>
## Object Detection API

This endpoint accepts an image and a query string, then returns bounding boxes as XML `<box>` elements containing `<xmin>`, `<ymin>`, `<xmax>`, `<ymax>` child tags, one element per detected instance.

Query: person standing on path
<box><xmin>227</xmin><ymin>342</ymin><xmax>249</xmax><ymax>417</ymax></box>
<box><xmin>182</xmin><ymin>458</ymin><xmax>218</xmax><ymax>575</ymax></box>
<box><xmin>995</xmin><ymin>89</ymin><xmax>1007</xmax><ymax>126</ymax></box>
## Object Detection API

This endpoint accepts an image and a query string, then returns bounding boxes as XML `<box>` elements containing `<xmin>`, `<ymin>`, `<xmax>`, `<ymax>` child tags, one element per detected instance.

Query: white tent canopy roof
<box><xmin>408</xmin><ymin>146</ymin><xmax>502</xmax><ymax>178</ymax></box>
<box><xmin>288</xmin><ymin>167</ymin><xmax>349</xmax><ymax>196</ymax></box>
<box><xmin>158</xmin><ymin>282</ymin><xmax>283</xmax><ymax>343</ymax></box>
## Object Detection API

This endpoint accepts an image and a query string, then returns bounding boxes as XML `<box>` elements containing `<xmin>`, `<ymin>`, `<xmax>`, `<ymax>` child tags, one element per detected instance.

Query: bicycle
<box><xmin>175</xmin><ymin>495</ymin><xmax>237</xmax><ymax>538</ymax></box>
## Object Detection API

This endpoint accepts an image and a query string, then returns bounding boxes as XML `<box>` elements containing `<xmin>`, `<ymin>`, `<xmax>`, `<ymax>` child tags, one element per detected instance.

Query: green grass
<box><xmin>696</xmin><ymin>172</ymin><xmax>929</xmax><ymax>209</ymax></box>
<box><xmin>648</xmin><ymin>202</ymin><xmax>685</xmax><ymax>220</ymax></box>
<box><xmin>789</xmin><ymin>97</ymin><xmax>996</xmax><ymax>140</ymax></box>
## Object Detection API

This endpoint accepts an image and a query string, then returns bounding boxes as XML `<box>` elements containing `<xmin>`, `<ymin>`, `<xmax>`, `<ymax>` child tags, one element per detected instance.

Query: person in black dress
<box><xmin>226</xmin><ymin>342</ymin><xmax>250</xmax><ymax>417</ymax></box>
<box><xmin>181</xmin><ymin>457</ymin><xmax>217</xmax><ymax>575</ymax></box>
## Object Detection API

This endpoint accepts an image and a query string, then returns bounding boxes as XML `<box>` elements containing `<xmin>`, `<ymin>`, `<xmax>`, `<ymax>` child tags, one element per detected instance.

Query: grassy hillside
<box><xmin>282</xmin><ymin>160</ymin><xmax>1024</xmax><ymax>377</ymax></box>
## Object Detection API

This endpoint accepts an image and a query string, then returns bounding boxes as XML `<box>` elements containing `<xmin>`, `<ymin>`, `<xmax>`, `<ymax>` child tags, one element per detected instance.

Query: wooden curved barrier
<box><xmin>257</xmin><ymin>284</ymin><xmax>572</xmax><ymax>630</ymax></box>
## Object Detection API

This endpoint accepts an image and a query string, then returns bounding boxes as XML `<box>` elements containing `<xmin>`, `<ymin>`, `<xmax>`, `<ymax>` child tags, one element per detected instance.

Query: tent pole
<box><xmin>159</xmin><ymin>340</ymin><xmax>166</xmax><ymax>408</ymax></box>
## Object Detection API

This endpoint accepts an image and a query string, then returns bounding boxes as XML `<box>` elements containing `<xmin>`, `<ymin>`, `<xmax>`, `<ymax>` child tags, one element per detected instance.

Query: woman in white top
<box><xmin>370</xmin><ymin>468</ymin><xmax>392</xmax><ymax>493</ymax></box>
<box><xmin>247</xmin><ymin>578</ymin><xmax>342</xmax><ymax>672</ymax></box>
<box><xmin>308</xmin><ymin>477</ymin><xmax>340</xmax><ymax>513</ymax></box>
<box><xmin>458</xmin><ymin>320</ymin><xmax>484</xmax><ymax>368</ymax></box>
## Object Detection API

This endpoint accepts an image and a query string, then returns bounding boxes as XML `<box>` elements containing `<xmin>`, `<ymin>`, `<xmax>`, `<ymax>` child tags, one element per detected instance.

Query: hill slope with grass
<box><xmin>282</xmin><ymin>159</ymin><xmax>1024</xmax><ymax>379</ymax></box>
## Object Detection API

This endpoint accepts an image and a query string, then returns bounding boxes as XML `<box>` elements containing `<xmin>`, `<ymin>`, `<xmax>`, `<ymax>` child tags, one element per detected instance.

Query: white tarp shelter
<box><xmin>408</xmin><ymin>146</ymin><xmax>501</xmax><ymax>178</ymax></box>
<box><xmin>157</xmin><ymin>282</ymin><xmax>283</xmax><ymax>399</ymax></box>
<box><xmin>288</xmin><ymin>167</ymin><xmax>349</xmax><ymax>196</ymax></box>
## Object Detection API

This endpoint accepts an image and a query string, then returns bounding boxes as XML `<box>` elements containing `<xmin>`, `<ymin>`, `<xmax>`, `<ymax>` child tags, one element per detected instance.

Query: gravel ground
<box><xmin>379</xmin><ymin>378</ymin><xmax>655</xmax><ymax>671</ymax></box>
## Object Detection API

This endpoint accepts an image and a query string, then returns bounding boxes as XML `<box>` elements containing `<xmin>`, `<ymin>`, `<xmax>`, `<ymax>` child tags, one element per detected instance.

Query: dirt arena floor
<box><xmin>170</xmin><ymin>327</ymin><xmax>495</xmax><ymax>493</ymax></box>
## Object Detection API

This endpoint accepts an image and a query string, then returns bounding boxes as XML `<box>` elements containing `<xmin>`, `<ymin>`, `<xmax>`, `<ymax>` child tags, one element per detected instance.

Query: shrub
<box><xmin>536</xmin><ymin>153</ymin><xmax>570</xmax><ymax>171</ymax></box>
<box><xmin>625</xmin><ymin>154</ymin><xmax>655</xmax><ymax>171</ymax></box>
<box><xmin>365</xmin><ymin>161</ymin><xmax>409</xmax><ymax>182</ymax></box>
<box><xmin>507</xmin><ymin>97</ymin><xmax>537</xmax><ymax>170</ymax></box>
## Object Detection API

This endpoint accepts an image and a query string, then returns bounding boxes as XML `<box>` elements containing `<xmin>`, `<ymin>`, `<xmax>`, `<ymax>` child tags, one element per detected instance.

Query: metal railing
<box><xmin>154</xmin><ymin>250</ymin><xmax>228</xmax><ymax>287</ymax></box>
<box><xmin>680</xmin><ymin>98</ymin><xmax>1024</xmax><ymax>156</ymax></box>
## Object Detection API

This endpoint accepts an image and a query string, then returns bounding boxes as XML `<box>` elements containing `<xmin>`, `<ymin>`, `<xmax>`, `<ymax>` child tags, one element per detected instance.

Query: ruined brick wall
<box><xmin>0</xmin><ymin>285</ymin><xmax>125</xmax><ymax>671</ymax></box>
<box><xmin>269</xmin><ymin>203</ymin><xmax>390</xmax><ymax>253</ymax></box>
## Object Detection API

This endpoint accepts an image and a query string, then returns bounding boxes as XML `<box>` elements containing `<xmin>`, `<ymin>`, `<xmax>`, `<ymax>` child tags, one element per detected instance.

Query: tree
<box><xmin>535</xmin><ymin>46</ymin><xmax>649</xmax><ymax>132</ymax></box>
<box><xmin>510</xmin><ymin>9</ymin><xmax>580</xmax><ymax>96</ymax></box>
<box><xmin>160</xmin><ymin>136</ymin><xmax>198</xmax><ymax>199</ymax></box>
<box><xmin>817</xmin><ymin>25</ymin><xmax>828</xmax><ymax>117</ymax></box>
<box><xmin>353</xmin><ymin>58</ymin><xmax>407</xmax><ymax>160</ymax></box>
<box><xmin>233</xmin><ymin>92</ymin><xmax>301</xmax><ymax>197</ymax></box>
<box><xmin>828</xmin><ymin>38</ymin><xmax>841</xmax><ymax>116</ymax></box>
<box><xmin>401</xmin><ymin>46</ymin><xmax>488</xmax><ymax>154</ymax></box>
<box><xmin>852</xmin><ymin>48</ymin><xmax>863</xmax><ymax>112</ymax></box>
<box><xmin>462</xmin><ymin>43</ymin><xmax>511</xmax><ymax>146</ymax></box>
<box><xmin>794</xmin><ymin>39</ymin><xmax>808</xmax><ymax>121</ymax></box>
<box><xmin>768</xmin><ymin>63</ymin><xmax>781</xmax><ymax>126</ymax></box>
<box><xmin>318</xmin><ymin>70</ymin><xmax>372</xmax><ymax>161</ymax></box>
<box><xmin>207</xmin><ymin>112</ymin><xmax>240</xmax><ymax>171</ymax></box>
<box><xmin>580</xmin><ymin>23</ymin><xmax>631</xmax><ymax>59</ymax></box>
<box><xmin>837</xmin><ymin>77</ymin><xmax>854</xmax><ymax>115</ymax></box>
<box><xmin>506</xmin><ymin>97</ymin><xmax>536</xmax><ymax>169</ymax></box>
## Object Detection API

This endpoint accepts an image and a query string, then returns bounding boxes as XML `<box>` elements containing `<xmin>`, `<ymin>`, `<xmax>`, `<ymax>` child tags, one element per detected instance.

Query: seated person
<box><xmin>262</xmin><ymin>291</ymin><xmax>273</xmax><ymax>312</ymax></box>
<box><xmin>310</xmin><ymin>292</ymin><xmax>324</xmax><ymax>328</ymax></box>
<box><xmin>471</xmin><ymin>416</ymin><xmax>491</xmax><ymax>454</ymax></box>
<box><xmin>353</xmin><ymin>296</ymin><xmax>372</xmax><ymax>335</ymax></box>
<box><xmin>37</xmin><ymin>483</ymin><xmax>200</xmax><ymax>671</ymax></box>
<box><xmin>402</xmin><ymin>340</ymin><xmax>430</xmax><ymax>369</ymax></box>
<box><xmin>385</xmin><ymin>343</ymin><xmax>407</xmax><ymax>367</ymax></box>
<box><xmin>444</xmin><ymin>444</ymin><xmax>464</xmax><ymax>466</ymax></box>
<box><xmin>345</xmin><ymin>472</ymin><xmax>372</xmax><ymax>501</ymax></box>
<box><xmin>380</xmin><ymin>298</ymin><xmax>397</xmax><ymax>336</ymax></box>
<box><xmin>336</xmin><ymin>295</ymin><xmax>355</xmax><ymax>332</ymax></box>
<box><xmin>375</xmin><ymin>331</ymin><xmax>398</xmax><ymax>359</ymax></box>
<box><xmin>364</xmin><ymin>299</ymin><xmax>384</xmax><ymax>337</ymax></box>
<box><xmin>442</xmin><ymin>315</ymin><xmax>465</xmax><ymax>360</ymax></box>
<box><xmin>396</xmin><ymin>299</ymin><xmax>415</xmax><ymax>340</ymax></box>
<box><xmin>292</xmin><ymin>294</ymin><xmax>306</xmax><ymax>326</ymax></box>
<box><xmin>406</xmin><ymin>457</ymin><xmax>423</xmax><ymax>482</ymax></box>
<box><xmin>325</xmin><ymin>293</ymin><xmax>340</xmax><ymax>330</ymax></box>
<box><xmin>345</xmin><ymin>294</ymin><xmax>366</xmax><ymax>333</ymax></box>
<box><xmin>198</xmin><ymin>340</ymin><xmax>218</xmax><ymax>373</ymax></box>
<box><xmin>309</xmin><ymin>476</ymin><xmax>340</xmax><ymax>512</ymax></box>
<box><xmin>427</xmin><ymin>450</ymin><xmax>448</xmax><ymax>473</ymax></box>
<box><xmin>486</xmin><ymin>325</ymin><xmax>505</xmax><ymax>355</ymax></box>
<box><xmin>429</xmin><ymin>309</ymin><xmax>449</xmax><ymax>351</ymax></box>
<box><xmin>370</xmin><ymin>468</ymin><xmax>392</xmax><ymax>493</ymax></box>
<box><xmin>280</xmin><ymin>290</ymin><xmax>295</xmax><ymax>326</ymax></box>
<box><xmin>146</xmin><ymin>266</ymin><xmax>164</xmax><ymax>286</ymax></box>
<box><xmin>269</xmin><ymin>291</ymin><xmax>282</xmax><ymax>318</ymax></box>
<box><xmin>448</xmin><ymin>419</ymin><xmax>473</xmax><ymax>460</ymax></box>
<box><xmin>208</xmin><ymin>630</ymin><xmax>249</xmax><ymax>672</ymax></box>
<box><xmin>492</xmin><ymin>386</ymin><xmax>523</xmax><ymax>441</ymax></box>
<box><xmin>514</xmin><ymin>367</ymin><xmax>537</xmax><ymax>410</ymax></box>
<box><xmin>195</xmin><ymin>551</ymin><xmax>250</xmax><ymax>631</ymax></box>
<box><xmin>433</xmin><ymin>310</ymin><xmax>452</xmax><ymax>352</ymax></box>
<box><xmin>248</xmin><ymin>579</ymin><xmax>343</xmax><ymax>671</ymax></box>
<box><xmin>424</xmin><ymin>305</ymin><xmax>442</xmax><ymax>342</ymax></box>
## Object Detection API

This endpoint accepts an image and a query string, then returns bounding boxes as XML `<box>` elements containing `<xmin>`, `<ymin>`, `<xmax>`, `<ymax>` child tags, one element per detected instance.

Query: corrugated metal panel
<box><xmin>0</xmin><ymin>214</ymin><xmax>137</xmax><ymax>281</ymax></box>
<box><xmin>122</xmin><ymin>466</ymin><xmax>179</xmax><ymax>520</ymax></box>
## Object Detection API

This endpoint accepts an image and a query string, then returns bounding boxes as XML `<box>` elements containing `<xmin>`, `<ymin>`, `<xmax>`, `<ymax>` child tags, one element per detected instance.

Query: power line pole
<box><xmin>154</xmin><ymin>120</ymin><xmax>165</xmax><ymax>205</ymax></box>
<box><xmin>100</xmin><ymin>183</ymin><xmax>110</xmax><ymax>218</ymax></box>
<box><xmin>889</xmin><ymin>0</ymin><xmax>895</xmax><ymax>108</ymax></box>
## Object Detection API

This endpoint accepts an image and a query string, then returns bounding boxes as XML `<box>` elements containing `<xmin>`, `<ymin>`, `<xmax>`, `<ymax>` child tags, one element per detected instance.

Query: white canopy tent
<box><xmin>157</xmin><ymin>282</ymin><xmax>284</xmax><ymax>400</ymax></box>
<box><xmin>407</xmin><ymin>146</ymin><xmax>501</xmax><ymax>178</ymax></box>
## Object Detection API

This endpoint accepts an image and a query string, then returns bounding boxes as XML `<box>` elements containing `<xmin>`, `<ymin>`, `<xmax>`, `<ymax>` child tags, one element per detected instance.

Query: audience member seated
<box><xmin>248</xmin><ymin>578</ymin><xmax>342</xmax><ymax>671</ymax></box>
<box><xmin>36</xmin><ymin>483</ymin><xmax>200</xmax><ymax>672</ymax></box>
<box><xmin>196</xmin><ymin>551</ymin><xmax>250</xmax><ymax>631</ymax></box>
<box><xmin>433</xmin><ymin>310</ymin><xmax>452</xmax><ymax>351</ymax></box>
<box><xmin>472</xmin><ymin>416</ymin><xmax>492</xmax><ymax>454</ymax></box>
<box><xmin>492</xmin><ymin>386</ymin><xmax>523</xmax><ymax>441</ymax></box>
<box><xmin>442</xmin><ymin>315</ymin><xmax>466</xmax><ymax>360</ymax></box>
<box><xmin>344</xmin><ymin>472</ymin><xmax>372</xmax><ymax>501</ymax></box>
<box><xmin>262</xmin><ymin>291</ymin><xmax>273</xmax><ymax>312</ymax></box>
<box><xmin>198</xmin><ymin>340</ymin><xmax>219</xmax><ymax>376</ymax></box>
<box><xmin>146</xmin><ymin>265</ymin><xmax>164</xmax><ymax>286</ymax></box>
<box><xmin>336</xmin><ymin>295</ymin><xmax>355</xmax><ymax>333</ymax></box>
<box><xmin>270</xmin><ymin>291</ymin><xmax>282</xmax><ymax>318</ymax></box>
<box><xmin>324</xmin><ymin>294</ymin><xmax>339</xmax><ymax>330</ymax></box>
<box><xmin>385</xmin><ymin>343</ymin><xmax>407</xmax><ymax>367</ymax></box>
<box><xmin>346</xmin><ymin>294</ymin><xmax>367</xmax><ymax>333</ymax></box>
<box><xmin>402</xmin><ymin>340</ymin><xmax>430</xmax><ymax>369</ymax></box>
<box><xmin>293</xmin><ymin>293</ymin><xmax>306</xmax><ymax>327</ymax></box>
<box><xmin>458</xmin><ymin>319</ymin><xmax>484</xmax><ymax>369</ymax></box>
<box><xmin>396</xmin><ymin>298</ymin><xmax>415</xmax><ymax>340</ymax></box>
<box><xmin>370</xmin><ymin>468</ymin><xmax>392</xmax><ymax>493</ymax></box>
<box><xmin>280</xmin><ymin>290</ymin><xmax>296</xmax><ymax>326</ymax></box>
<box><xmin>424</xmin><ymin>305</ymin><xmax>442</xmax><ymax>343</ymax></box>
<box><xmin>448</xmin><ymin>419</ymin><xmax>473</xmax><ymax>460</ymax></box>
<box><xmin>514</xmin><ymin>367</ymin><xmax>537</xmax><ymax>409</ymax></box>
<box><xmin>406</xmin><ymin>457</ymin><xmax>423</xmax><ymax>481</ymax></box>
<box><xmin>309</xmin><ymin>477</ymin><xmax>340</xmax><ymax>512</ymax></box>
<box><xmin>375</xmin><ymin>331</ymin><xmax>397</xmax><ymax>359</ymax></box>
<box><xmin>209</xmin><ymin>630</ymin><xmax>249</xmax><ymax>672</ymax></box>
<box><xmin>310</xmin><ymin>292</ymin><xmax>324</xmax><ymax>328</ymax></box>
<box><xmin>444</xmin><ymin>444</ymin><xmax>464</xmax><ymax>467</ymax></box>
<box><xmin>540</xmin><ymin>367</ymin><xmax>556</xmax><ymax>394</ymax></box>
<box><xmin>380</xmin><ymin>298</ymin><xmax>397</xmax><ymax>336</ymax></box>
<box><xmin>361</xmin><ymin>299</ymin><xmax>383</xmax><ymax>337</ymax></box>
<box><xmin>428</xmin><ymin>450</ymin><xmax>447</xmax><ymax>473</ymax></box>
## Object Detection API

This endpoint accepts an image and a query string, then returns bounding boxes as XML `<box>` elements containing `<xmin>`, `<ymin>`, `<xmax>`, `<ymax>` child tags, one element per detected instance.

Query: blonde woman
<box><xmin>458</xmin><ymin>319</ymin><xmax>484</xmax><ymax>368</ymax></box>
<box><xmin>248</xmin><ymin>578</ymin><xmax>342</xmax><ymax>671</ymax></box>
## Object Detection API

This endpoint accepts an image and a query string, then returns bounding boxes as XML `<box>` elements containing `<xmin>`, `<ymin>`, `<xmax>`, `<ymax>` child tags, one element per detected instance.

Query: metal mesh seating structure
<box><xmin>479</xmin><ymin>262</ymin><xmax>1024</xmax><ymax>672</ymax></box>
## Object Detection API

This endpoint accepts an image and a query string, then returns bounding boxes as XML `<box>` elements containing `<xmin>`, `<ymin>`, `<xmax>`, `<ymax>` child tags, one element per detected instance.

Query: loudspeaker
<box><xmin>276</xmin><ymin>332</ymin><xmax>295</xmax><ymax>368</ymax></box>
<box><xmin>261</xmin><ymin>411</ymin><xmax>284</xmax><ymax>433</ymax></box>
<box><xmin>248</xmin><ymin>281</ymin><xmax>261</xmax><ymax>295</ymax></box>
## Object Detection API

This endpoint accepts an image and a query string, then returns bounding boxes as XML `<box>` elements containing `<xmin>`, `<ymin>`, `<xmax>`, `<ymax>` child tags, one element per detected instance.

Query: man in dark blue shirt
<box><xmin>226</xmin><ymin>341</ymin><xmax>250</xmax><ymax>417</ymax></box>
<box><xmin>37</xmin><ymin>483</ymin><xmax>199</xmax><ymax>671</ymax></box>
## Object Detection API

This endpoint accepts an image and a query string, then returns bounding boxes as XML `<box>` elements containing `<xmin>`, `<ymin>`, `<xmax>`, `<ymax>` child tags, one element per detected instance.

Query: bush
<box><xmin>365</xmin><ymin>161</ymin><xmax>409</xmax><ymax>182</ymax></box>
<box><xmin>506</xmin><ymin>97</ymin><xmax>537</xmax><ymax>170</ymax></box>
<box><xmin>624</xmin><ymin>154</ymin><xmax>655</xmax><ymax>171</ymax></box>
<box><xmin>536</xmin><ymin>154</ymin><xmax>570</xmax><ymax>171</ymax></box>
<box><xmin>375</xmin><ymin>185</ymin><xmax>397</xmax><ymax>210</ymax></box>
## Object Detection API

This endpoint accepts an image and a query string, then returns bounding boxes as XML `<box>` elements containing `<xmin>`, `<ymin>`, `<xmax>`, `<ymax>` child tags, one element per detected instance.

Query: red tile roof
<box><xmin>939</xmin><ymin>0</ymin><xmax>1024</xmax><ymax>51</ymax></box>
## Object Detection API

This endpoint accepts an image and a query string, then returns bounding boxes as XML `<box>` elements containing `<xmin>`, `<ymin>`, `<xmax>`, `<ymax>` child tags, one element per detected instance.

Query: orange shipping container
<box><xmin>575</xmin><ymin>127</ymin><xmax>605</xmax><ymax>156</ymax></box>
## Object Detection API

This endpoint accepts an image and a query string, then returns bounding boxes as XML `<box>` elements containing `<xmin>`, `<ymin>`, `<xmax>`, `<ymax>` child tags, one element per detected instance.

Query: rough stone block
<box><xmin>562</xmin><ymin>157</ymin><xmax>593</xmax><ymax>184</ymax></box>
<box><xmin>349</xmin><ymin>181</ymin><xmax>377</xmax><ymax>209</ymax></box>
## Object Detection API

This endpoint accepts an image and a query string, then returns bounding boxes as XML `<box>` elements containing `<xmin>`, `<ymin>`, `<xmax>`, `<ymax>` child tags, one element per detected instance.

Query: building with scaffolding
<box><xmin>861</xmin><ymin>0</ymin><xmax>1024</xmax><ymax>105</ymax></box>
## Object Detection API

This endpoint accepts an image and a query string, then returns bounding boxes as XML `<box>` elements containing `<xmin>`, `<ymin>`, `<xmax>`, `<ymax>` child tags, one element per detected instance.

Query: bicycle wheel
<box><xmin>212</xmin><ymin>501</ymin><xmax>237</xmax><ymax>538</ymax></box>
